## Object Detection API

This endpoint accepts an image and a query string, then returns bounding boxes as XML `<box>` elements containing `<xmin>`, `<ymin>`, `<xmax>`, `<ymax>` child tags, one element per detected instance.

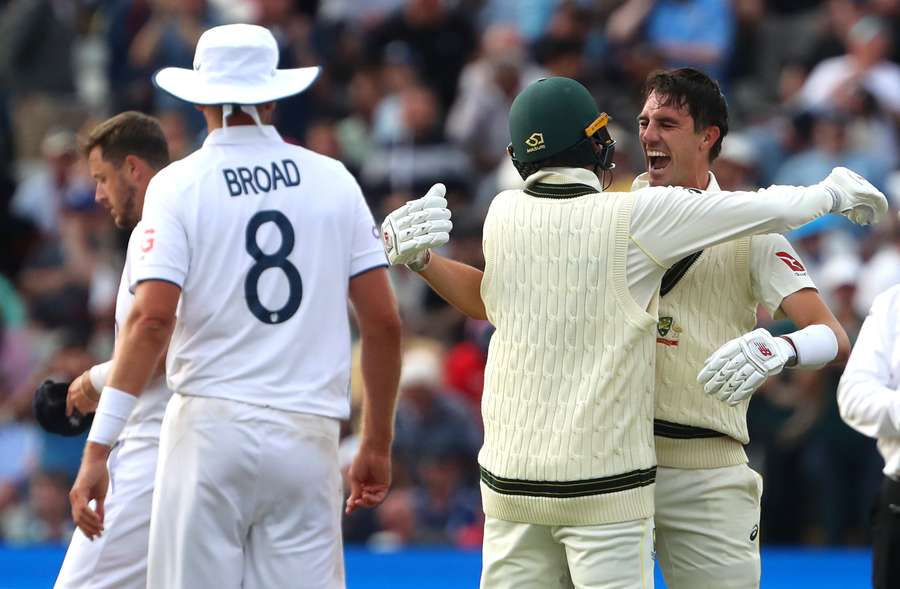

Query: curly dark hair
<box><xmin>641</xmin><ymin>68</ymin><xmax>729</xmax><ymax>161</ymax></box>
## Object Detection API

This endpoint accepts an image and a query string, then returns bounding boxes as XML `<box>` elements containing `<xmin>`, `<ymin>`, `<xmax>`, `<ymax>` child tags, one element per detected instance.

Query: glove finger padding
<box><xmin>706</xmin><ymin>354</ymin><xmax>746</xmax><ymax>395</ymax></box>
<box><xmin>397</xmin><ymin>230</ymin><xmax>450</xmax><ymax>254</ymax></box>
<box><xmin>702</xmin><ymin>328</ymin><xmax>791</xmax><ymax>405</ymax></box>
<box><xmin>404</xmin><ymin>184</ymin><xmax>447</xmax><ymax>213</ymax></box>
<box><xmin>719</xmin><ymin>362</ymin><xmax>759</xmax><ymax>403</ymax></box>
<box><xmin>824</xmin><ymin>167</ymin><xmax>887</xmax><ymax>226</ymax></box>
<box><xmin>407</xmin><ymin>205</ymin><xmax>451</xmax><ymax>225</ymax></box>
<box><xmin>725</xmin><ymin>370</ymin><xmax>766</xmax><ymax>406</ymax></box>
<box><xmin>697</xmin><ymin>340</ymin><xmax>741</xmax><ymax>385</ymax></box>
<box><xmin>847</xmin><ymin>206</ymin><xmax>874</xmax><ymax>225</ymax></box>
<box><xmin>401</xmin><ymin>219</ymin><xmax>453</xmax><ymax>240</ymax></box>
<box><xmin>382</xmin><ymin>185</ymin><xmax>453</xmax><ymax>267</ymax></box>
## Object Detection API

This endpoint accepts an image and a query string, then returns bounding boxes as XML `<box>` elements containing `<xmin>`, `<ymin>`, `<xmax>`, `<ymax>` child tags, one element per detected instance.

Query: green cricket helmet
<box><xmin>507</xmin><ymin>76</ymin><xmax>615</xmax><ymax>180</ymax></box>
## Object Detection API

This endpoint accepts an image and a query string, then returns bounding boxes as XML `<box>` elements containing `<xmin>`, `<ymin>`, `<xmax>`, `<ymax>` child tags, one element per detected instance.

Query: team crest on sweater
<box><xmin>656</xmin><ymin>316</ymin><xmax>681</xmax><ymax>347</ymax></box>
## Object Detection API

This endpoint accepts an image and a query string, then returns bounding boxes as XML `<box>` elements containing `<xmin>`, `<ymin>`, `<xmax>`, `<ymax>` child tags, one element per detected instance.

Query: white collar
<box><xmin>631</xmin><ymin>171</ymin><xmax>720</xmax><ymax>192</ymax></box>
<box><xmin>203</xmin><ymin>124</ymin><xmax>283</xmax><ymax>146</ymax></box>
<box><xmin>524</xmin><ymin>167</ymin><xmax>604</xmax><ymax>192</ymax></box>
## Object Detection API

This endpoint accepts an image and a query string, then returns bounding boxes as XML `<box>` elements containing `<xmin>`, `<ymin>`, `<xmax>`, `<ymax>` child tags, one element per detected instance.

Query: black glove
<box><xmin>33</xmin><ymin>380</ymin><xmax>94</xmax><ymax>437</ymax></box>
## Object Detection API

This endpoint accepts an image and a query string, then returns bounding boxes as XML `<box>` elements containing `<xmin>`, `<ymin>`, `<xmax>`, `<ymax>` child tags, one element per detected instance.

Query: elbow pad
<box><xmin>781</xmin><ymin>324</ymin><xmax>838</xmax><ymax>369</ymax></box>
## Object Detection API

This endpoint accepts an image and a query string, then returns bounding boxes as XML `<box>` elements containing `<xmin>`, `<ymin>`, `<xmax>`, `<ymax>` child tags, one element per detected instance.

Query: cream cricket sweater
<box><xmin>478</xmin><ymin>179</ymin><xmax>658</xmax><ymax>526</ymax></box>
<box><xmin>653</xmin><ymin>236</ymin><xmax>757</xmax><ymax>469</ymax></box>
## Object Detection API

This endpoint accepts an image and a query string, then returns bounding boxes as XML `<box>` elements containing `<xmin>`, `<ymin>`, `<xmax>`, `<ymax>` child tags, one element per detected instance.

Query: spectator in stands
<box><xmin>712</xmin><ymin>133</ymin><xmax>761</xmax><ymax>191</ymax></box>
<box><xmin>443</xmin><ymin>318</ymin><xmax>492</xmax><ymax>418</ymax></box>
<box><xmin>607</xmin><ymin>0</ymin><xmax>735</xmax><ymax>83</ymax></box>
<box><xmin>774</xmin><ymin>108</ymin><xmax>890</xmax><ymax>191</ymax></box>
<box><xmin>855</xmin><ymin>218</ymin><xmax>900</xmax><ymax>319</ymax></box>
<box><xmin>336</xmin><ymin>68</ymin><xmax>383</xmax><ymax>172</ymax></box>
<box><xmin>392</xmin><ymin>347</ymin><xmax>482</xmax><ymax>483</ymax></box>
<box><xmin>0</xmin><ymin>0</ymin><xmax>79</xmax><ymax>160</ymax></box>
<box><xmin>11</xmin><ymin>129</ymin><xmax>91</xmax><ymax>238</ymax></box>
<box><xmin>800</xmin><ymin>16</ymin><xmax>900</xmax><ymax>117</ymax></box>
<box><xmin>408</xmin><ymin>445</ymin><xmax>481</xmax><ymax>545</ymax></box>
<box><xmin>366</xmin><ymin>0</ymin><xmax>476</xmax><ymax>109</ymax></box>
<box><xmin>0</xmin><ymin>471</ymin><xmax>73</xmax><ymax>544</ymax></box>
<box><xmin>362</xmin><ymin>83</ymin><xmax>471</xmax><ymax>206</ymax></box>
<box><xmin>129</xmin><ymin>0</ymin><xmax>220</xmax><ymax>134</ymax></box>
<box><xmin>447</xmin><ymin>24</ymin><xmax>544</xmax><ymax>173</ymax></box>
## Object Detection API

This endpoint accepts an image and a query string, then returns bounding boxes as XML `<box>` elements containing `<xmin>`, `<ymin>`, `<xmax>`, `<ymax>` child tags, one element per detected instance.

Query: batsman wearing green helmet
<box><xmin>381</xmin><ymin>76</ymin><xmax>887</xmax><ymax>588</ymax></box>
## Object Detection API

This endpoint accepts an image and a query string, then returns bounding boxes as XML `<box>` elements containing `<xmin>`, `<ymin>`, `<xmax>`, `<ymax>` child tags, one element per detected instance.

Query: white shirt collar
<box><xmin>524</xmin><ymin>167</ymin><xmax>604</xmax><ymax>192</ymax></box>
<box><xmin>631</xmin><ymin>171</ymin><xmax>720</xmax><ymax>192</ymax></box>
<box><xmin>203</xmin><ymin>124</ymin><xmax>283</xmax><ymax>146</ymax></box>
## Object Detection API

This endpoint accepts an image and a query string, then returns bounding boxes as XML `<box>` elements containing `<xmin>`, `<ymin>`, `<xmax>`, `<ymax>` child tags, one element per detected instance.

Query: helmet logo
<box><xmin>524</xmin><ymin>132</ymin><xmax>546</xmax><ymax>153</ymax></box>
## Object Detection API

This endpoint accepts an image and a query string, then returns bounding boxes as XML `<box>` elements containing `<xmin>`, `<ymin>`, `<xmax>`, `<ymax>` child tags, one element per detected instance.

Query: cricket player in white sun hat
<box><xmin>68</xmin><ymin>23</ymin><xmax>402</xmax><ymax>589</ymax></box>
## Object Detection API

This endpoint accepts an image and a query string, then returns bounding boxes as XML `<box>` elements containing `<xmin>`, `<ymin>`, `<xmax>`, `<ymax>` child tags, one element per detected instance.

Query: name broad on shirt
<box><xmin>223</xmin><ymin>159</ymin><xmax>301</xmax><ymax>197</ymax></box>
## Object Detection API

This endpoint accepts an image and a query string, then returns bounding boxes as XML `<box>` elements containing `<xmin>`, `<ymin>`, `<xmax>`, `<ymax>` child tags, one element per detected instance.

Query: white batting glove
<box><xmin>697</xmin><ymin>328</ymin><xmax>796</xmax><ymax>406</ymax></box>
<box><xmin>820</xmin><ymin>167</ymin><xmax>888</xmax><ymax>226</ymax></box>
<box><xmin>382</xmin><ymin>183</ymin><xmax>452</xmax><ymax>272</ymax></box>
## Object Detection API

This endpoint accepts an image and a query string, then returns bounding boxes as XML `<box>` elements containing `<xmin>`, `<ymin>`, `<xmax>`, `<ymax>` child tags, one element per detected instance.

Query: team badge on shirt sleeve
<box><xmin>775</xmin><ymin>251</ymin><xmax>806</xmax><ymax>274</ymax></box>
<box><xmin>141</xmin><ymin>228</ymin><xmax>156</xmax><ymax>254</ymax></box>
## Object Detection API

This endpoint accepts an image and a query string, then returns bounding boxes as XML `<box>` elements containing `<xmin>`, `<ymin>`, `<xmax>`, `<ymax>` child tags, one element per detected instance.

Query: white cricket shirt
<box><xmin>838</xmin><ymin>285</ymin><xmax>900</xmax><ymax>477</ymax></box>
<box><xmin>134</xmin><ymin>125</ymin><xmax>386</xmax><ymax>418</ymax></box>
<box><xmin>117</xmin><ymin>221</ymin><xmax>173</xmax><ymax>440</ymax></box>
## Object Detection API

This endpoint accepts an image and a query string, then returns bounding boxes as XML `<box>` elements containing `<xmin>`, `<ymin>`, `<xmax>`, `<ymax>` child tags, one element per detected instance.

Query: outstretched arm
<box><xmin>633</xmin><ymin>167</ymin><xmax>887</xmax><ymax>269</ymax></box>
<box><xmin>416</xmin><ymin>253</ymin><xmax>487</xmax><ymax>321</ymax></box>
<box><xmin>382</xmin><ymin>183</ymin><xmax>488</xmax><ymax>321</ymax></box>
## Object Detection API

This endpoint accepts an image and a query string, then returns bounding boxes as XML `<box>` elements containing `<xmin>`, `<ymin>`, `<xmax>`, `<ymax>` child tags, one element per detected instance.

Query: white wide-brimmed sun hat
<box><xmin>154</xmin><ymin>24</ymin><xmax>319</xmax><ymax>106</ymax></box>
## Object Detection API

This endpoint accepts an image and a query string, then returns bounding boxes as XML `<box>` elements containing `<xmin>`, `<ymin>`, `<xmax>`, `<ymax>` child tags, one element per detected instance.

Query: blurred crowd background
<box><xmin>0</xmin><ymin>0</ymin><xmax>898</xmax><ymax>551</ymax></box>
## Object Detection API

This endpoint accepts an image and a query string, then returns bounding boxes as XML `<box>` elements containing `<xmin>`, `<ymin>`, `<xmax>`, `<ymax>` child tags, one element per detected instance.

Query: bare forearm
<box><xmin>107</xmin><ymin>316</ymin><xmax>172</xmax><ymax>395</ymax></box>
<box><xmin>358</xmin><ymin>328</ymin><xmax>401</xmax><ymax>452</ymax></box>
<box><xmin>819</xmin><ymin>319</ymin><xmax>850</xmax><ymax>365</ymax></box>
<box><xmin>418</xmin><ymin>253</ymin><xmax>488</xmax><ymax>320</ymax></box>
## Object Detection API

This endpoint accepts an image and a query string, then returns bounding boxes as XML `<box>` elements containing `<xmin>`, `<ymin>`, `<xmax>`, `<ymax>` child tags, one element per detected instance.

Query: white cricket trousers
<box><xmin>481</xmin><ymin>516</ymin><xmax>655</xmax><ymax>589</ymax></box>
<box><xmin>655</xmin><ymin>464</ymin><xmax>763</xmax><ymax>589</ymax></box>
<box><xmin>146</xmin><ymin>394</ymin><xmax>344</xmax><ymax>589</ymax></box>
<box><xmin>55</xmin><ymin>437</ymin><xmax>158</xmax><ymax>589</ymax></box>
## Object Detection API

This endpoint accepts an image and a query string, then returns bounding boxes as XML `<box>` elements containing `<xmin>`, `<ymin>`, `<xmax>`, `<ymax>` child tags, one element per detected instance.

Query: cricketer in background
<box><xmin>838</xmin><ymin>282</ymin><xmax>900</xmax><ymax>589</ymax></box>
<box><xmin>56</xmin><ymin>111</ymin><xmax>172</xmax><ymax>589</ymax></box>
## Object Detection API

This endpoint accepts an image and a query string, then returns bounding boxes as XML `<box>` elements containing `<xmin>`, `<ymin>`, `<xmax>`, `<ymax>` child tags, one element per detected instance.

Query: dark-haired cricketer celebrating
<box><xmin>380</xmin><ymin>74</ymin><xmax>887</xmax><ymax>588</ymax></box>
<box><xmin>637</xmin><ymin>68</ymin><xmax>852</xmax><ymax>589</ymax></box>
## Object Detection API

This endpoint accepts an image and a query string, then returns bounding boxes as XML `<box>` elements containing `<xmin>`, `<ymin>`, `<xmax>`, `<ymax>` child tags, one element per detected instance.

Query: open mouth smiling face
<box><xmin>638</xmin><ymin>91</ymin><xmax>703</xmax><ymax>186</ymax></box>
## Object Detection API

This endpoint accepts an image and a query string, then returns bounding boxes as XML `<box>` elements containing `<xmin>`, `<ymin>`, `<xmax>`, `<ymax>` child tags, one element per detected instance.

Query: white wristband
<box><xmin>86</xmin><ymin>387</ymin><xmax>138</xmax><ymax>446</ymax></box>
<box><xmin>781</xmin><ymin>324</ymin><xmax>839</xmax><ymax>369</ymax></box>
<box><xmin>89</xmin><ymin>361</ymin><xmax>113</xmax><ymax>392</ymax></box>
